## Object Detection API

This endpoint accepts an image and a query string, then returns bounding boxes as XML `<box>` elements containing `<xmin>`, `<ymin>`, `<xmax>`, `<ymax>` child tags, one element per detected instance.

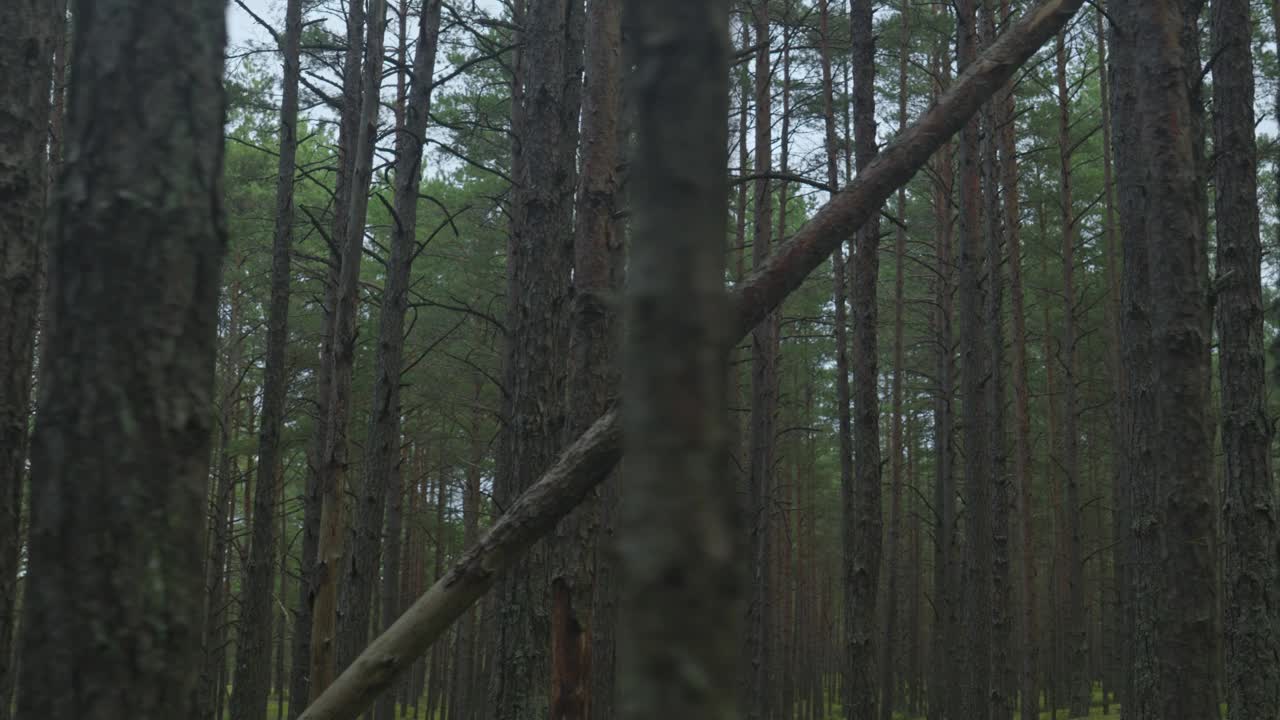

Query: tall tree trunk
<box><xmin>15</xmin><ymin>1</ymin><xmax>226</xmax><ymax>716</ymax></box>
<box><xmin>0</xmin><ymin>2</ymin><xmax>55</xmax><ymax>717</ymax></box>
<box><xmin>230</xmin><ymin>2</ymin><xmax>304</xmax><ymax>718</ymax></box>
<box><xmin>928</xmin><ymin>22</ymin><xmax>959</xmax><ymax>719</ymax></box>
<box><xmin>956</xmin><ymin>0</ymin><xmax>993</xmax><ymax>716</ymax></box>
<box><xmin>1212</xmin><ymin>0</ymin><xmax>1280</xmax><ymax>715</ymax></box>
<box><xmin>1114</xmin><ymin>2</ymin><xmax>1218</xmax><ymax>718</ymax></box>
<box><xmin>291</xmin><ymin>0</ymin><xmax>365</xmax><ymax>708</ymax></box>
<box><xmin>981</xmin><ymin>4</ymin><xmax>1011</xmax><ymax>718</ymax></box>
<box><xmin>617</xmin><ymin>1</ymin><xmax>737</xmax><ymax>716</ymax></box>
<box><xmin>1001</xmin><ymin>0</ymin><xmax>1037</xmax><ymax>713</ymax></box>
<box><xmin>1054</xmin><ymin>28</ymin><xmax>1090</xmax><ymax>719</ymax></box>
<box><xmin>1095</xmin><ymin>4</ymin><xmax>1125</xmax><ymax>711</ymax></box>
<box><xmin>847</xmin><ymin>0</ymin><xmax>883</xmax><ymax>717</ymax></box>
<box><xmin>311</xmin><ymin>0</ymin><xmax>388</xmax><ymax>699</ymax></box>
<box><xmin>816</xmin><ymin>2</ymin><xmax>858</xmax><ymax>714</ymax></box>
<box><xmin>747</xmin><ymin>2</ymin><xmax>778</xmax><ymax>718</ymax></box>
<box><xmin>879</xmin><ymin>5</ymin><xmax>910</xmax><ymax>717</ymax></box>
<box><xmin>338</xmin><ymin>0</ymin><xmax>443</xmax><ymax>677</ymax></box>
<box><xmin>489</xmin><ymin>0</ymin><xmax>582</xmax><ymax>715</ymax></box>
<box><xmin>552</xmin><ymin>0</ymin><xmax>622</xmax><ymax>716</ymax></box>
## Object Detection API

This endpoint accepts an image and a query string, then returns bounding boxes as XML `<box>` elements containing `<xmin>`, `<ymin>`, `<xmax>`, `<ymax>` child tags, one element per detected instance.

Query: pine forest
<box><xmin>3</xmin><ymin>0</ymin><xmax>1280</xmax><ymax>719</ymax></box>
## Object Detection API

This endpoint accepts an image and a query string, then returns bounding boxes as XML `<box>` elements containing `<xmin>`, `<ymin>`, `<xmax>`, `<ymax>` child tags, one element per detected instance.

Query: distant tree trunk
<box><xmin>310</xmin><ymin>0</ymin><xmax>387</xmax><ymax>699</ymax></box>
<box><xmin>847</xmin><ymin>0</ymin><xmax>883</xmax><ymax>717</ymax></box>
<box><xmin>338</xmin><ymin>0</ymin><xmax>442</xmax><ymax>678</ymax></box>
<box><xmin>489</xmin><ymin>0</ymin><xmax>582</xmax><ymax>714</ymax></box>
<box><xmin>551</xmin><ymin>0</ymin><xmax>622</xmax><ymax>715</ymax></box>
<box><xmin>204</xmin><ymin>276</ymin><xmax>245</xmax><ymax>720</ymax></box>
<box><xmin>230</xmin><ymin>2</ymin><xmax>304</xmax><ymax>718</ymax></box>
<box><xmin>956</xmin><ymin>0</ymin><xmax>993</xmax><ymax>716</ymax></box>
<box><xmin>1053</xmin><ymin>28</ymin><xmax>1090</xmax><ymax>719</ymax></box>
<box><xmin>448</xmin><ymin>379</ymin><xmax>486</xmax><ymax>720</ymax></box>
<box><xmin>291</xmin><ymin>0</ymin><xmax>365</xmax><ymax>709</ymax></box>
<box><xmin>879</xmin><ymin>5</ymin><xmax>910</xmax><ymax>717</ymax></box>
<box><xmin>617</xmin><ymin>1</ymin><xmax>737</xmax><ymax>717</ymax></box>
<box><xmin>816</xmin><ymin>1</ymin><xmax>857</xmax><ymax>713</ymax></box>
<box><xmin>14</xmin><ymin>1</ymin><xmax>226</xmax><ymax>717</ymax></box>
<box><xmin>1095</xmin><ymin>4</ymin><xmax>1125</xmax><ymax>711</ymax></box>
<box><xmin>746</xmin><ymin>1</ymin><xmax>778</xmax><ymax>718</ymax></box>
<box><xmin>1001</xmin><ymin>0</ymin><xmax>1037</xmax><ymax>714</ymax></box>
<box><xmin>0</xmin><ymin>2</ymin><xmax>55</xmax><ymax>717</ymax></box>
<box><xmin>980</xmin><ymin>4</ymin><xmax>1012</xmax><ymax>718</ymax></box>
<box><xmin>1212</xmin><ymin>0</ymin><xmax>1280</xmax><ymax>716</ymax></box>
<box><xmin>1114</xmin><ymin>2</ymin><xmax>1218</xmax><ymax>718</ymax></box>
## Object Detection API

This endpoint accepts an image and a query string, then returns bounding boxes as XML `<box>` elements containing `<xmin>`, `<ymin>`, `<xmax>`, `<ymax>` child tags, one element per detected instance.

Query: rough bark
<box><xmin>1212</xmin><ymin>0</ymin><xmax>1280</xmax><ymax>715</ymax></box>
<box><xmin>617</xmin><ymin>2</ymin><xmax>737</xmax><ymax>717</ymax></box>
<box><xmin>338</xmin><ymin>0</ymin><xmax>443</xmax><ymax>678</ymax></box>
<box><xmin>295</xmin><ymin>4</ymin><xmax>1092</xmax><ymax>715</ymax></box>
<box><xmin>14</xmin><ymin>1</ymin><xmax>226</xmax><ymax>717</ymax></box>
<box><xmin>488</xmin><ymin>0</ymin><xmax>582</xmax><ymax>715</ymax></box>
<box><xmin>230</xmin><ymin>1</ymin><xmax>303</xmax><ymax>718</ymax></box>
<box><xmin>0</xmin><ymin>2</ymin><xmax>55</xmax><ymax>717</ymax></box>
<box><xmin>1114</xmin><ymin>1</ymin><xmax>1218</xmax><ymax>718</ymax></box>
<box><xmin>552</xmin><ymin>0</ymin><xmax>623</xmax><ymax>715</ymax></box>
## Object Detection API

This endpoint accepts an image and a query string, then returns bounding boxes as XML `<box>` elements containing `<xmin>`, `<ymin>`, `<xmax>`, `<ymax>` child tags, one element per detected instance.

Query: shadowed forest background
<box><xmin>2</xmin><ymin>0</ymin><xmax>1279</xmax><ymax>719</ymax></box>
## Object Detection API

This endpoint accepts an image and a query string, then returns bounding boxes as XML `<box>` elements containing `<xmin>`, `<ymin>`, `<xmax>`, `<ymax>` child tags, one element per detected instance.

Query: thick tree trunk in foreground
<box><xmin>617</xmin><ymin>3</ymin><xmax>737</xmax><ymax>717</ymax></box>
<box><xmin>295</xmin><ymin>5</ymin><xmax>1091</xmax><ymax>717</ymax></box>
<box><xmin>15</xmin><ymin>2</ymin><xmax>226</xmax><ymax>717</ymax></box>
<box><xmin>230</xmin><ymin>2</ymin><xmax>304</xmax><ymax>718</ymax></box>
<box><xmin>1115</xmin><ymin>2</ymin><xmax>1218</xmax><ymax>718</ymax></box>
<box><xmin>0</xmin><ymin>3</ymin><xmax>55</xmax><ymax>717</ymax></box>
<box><xmin>1212</xmin><ymin>0</ymin><xmax>1280</xmax><ymax>716</ymax></box>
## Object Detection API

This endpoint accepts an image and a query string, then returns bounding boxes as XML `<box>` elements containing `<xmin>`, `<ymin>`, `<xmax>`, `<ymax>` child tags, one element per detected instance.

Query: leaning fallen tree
<box><xmin>298</xmin><ymin>0</ymin><xmax>1089</xmax><ymax>717</ymax></box>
